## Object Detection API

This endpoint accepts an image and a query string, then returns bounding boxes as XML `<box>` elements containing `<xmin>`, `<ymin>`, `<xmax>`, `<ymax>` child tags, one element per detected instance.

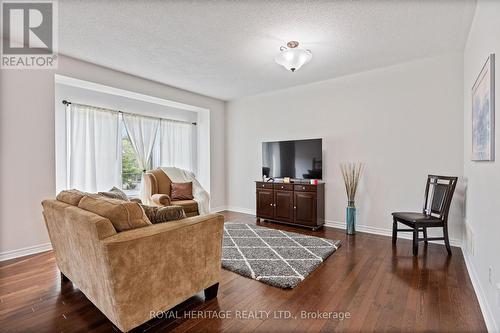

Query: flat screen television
<box><xmin>262</xmin><ymin>138</ymin><xmax>322</xmax><ymax>180</ymax></box>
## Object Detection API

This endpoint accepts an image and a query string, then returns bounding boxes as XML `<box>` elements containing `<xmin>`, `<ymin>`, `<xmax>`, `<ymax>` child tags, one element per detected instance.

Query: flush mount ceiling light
<box><xmin>274</xmin><ymin>41</ymin><xmax>312</xmax><ymax>72</ymax></box>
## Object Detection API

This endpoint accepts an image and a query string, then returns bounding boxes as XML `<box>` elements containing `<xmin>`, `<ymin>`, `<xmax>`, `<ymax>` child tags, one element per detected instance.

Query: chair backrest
<box><xmin>422</xmin><ymin>175</ymin><xmax>458</xmax><ymax>221</ymax></box>
<box><xmin>144</xmin><ymin>168</ymin><xmax>173</xmax><ymax>196</ymax></box>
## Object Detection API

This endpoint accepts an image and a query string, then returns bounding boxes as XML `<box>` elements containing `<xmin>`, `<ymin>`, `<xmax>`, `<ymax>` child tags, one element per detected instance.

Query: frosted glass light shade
<box><xmin>275</xmin><ymin>47</ymin><xmax>312</xmax><ymax>72</ymax></box>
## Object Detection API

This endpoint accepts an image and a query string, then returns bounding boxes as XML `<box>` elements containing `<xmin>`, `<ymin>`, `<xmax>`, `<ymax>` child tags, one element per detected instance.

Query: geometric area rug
<box><xmin>222</xmin><ymin>223</ymin><xmax>342</xmax><ymax>289</ymax></box>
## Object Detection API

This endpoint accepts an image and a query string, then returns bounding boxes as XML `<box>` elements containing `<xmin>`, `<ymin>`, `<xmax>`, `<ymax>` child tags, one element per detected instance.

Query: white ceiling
<box><xmin>59</xmin><ymin>0</ymin><xmax>476</xmax><ymax>101</ymax></box>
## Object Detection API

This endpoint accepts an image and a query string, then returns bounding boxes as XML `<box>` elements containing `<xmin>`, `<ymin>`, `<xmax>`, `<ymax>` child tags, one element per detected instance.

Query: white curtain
<box><xmin>67</xmin><ymin>104</ymin><xmax>120</xmax><ymax>192</ymax></box>
<box><xmin>159</xmin><ymin>120</ymin><xmax>194</xmax><ymax>172</ymax></box>
<box><xmin>122</xmin><ymin>114</ymin><xmax>160</xmax><ymax>171</ymax></box>
<box><xmin>122</xmin><ymin>114</ymin><xmax>160</xmax><ymax>200</ymax></box>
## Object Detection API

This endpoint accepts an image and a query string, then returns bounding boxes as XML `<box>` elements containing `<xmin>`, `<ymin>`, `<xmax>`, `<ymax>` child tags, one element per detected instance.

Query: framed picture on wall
<box><xmin>472</xmin><ymin>54</ymin><xmax>495</xmax><ymax>161</ymax></box>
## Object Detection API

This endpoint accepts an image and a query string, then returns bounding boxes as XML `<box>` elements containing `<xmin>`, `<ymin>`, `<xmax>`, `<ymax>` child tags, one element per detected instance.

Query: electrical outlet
<box><xmin>489</xmin><ymin>267</ymin><xmax>494</xmax><ymax>285</ymax></box>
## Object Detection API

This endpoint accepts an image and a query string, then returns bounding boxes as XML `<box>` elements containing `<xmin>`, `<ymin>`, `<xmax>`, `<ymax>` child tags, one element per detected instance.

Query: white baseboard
<box><xmin>0</xmin><ymin>243</ymin><xmax>52</xmax><ymax>262</ymax></box>
<box><xmin>221</xmin><ymin>207</ymin><xmax>462</xmax><ymax>247</ymax></box>
<box><xmin>210</xmin><ymin>206</ymin><xmax>228</xmax><ymax>213</ymax></box>
<box><xmin>218</xmin><ymin>206</ymin><xmax>256</xmax><ymax>216</ymax></box>
<box><xmin>461</xmin><ymin>247</ymin><xmax>499</xmax><ymax>333</ymax></box>
<box><xmin>324</xmin><ymin>220</ymin><xmax>462</xmax><ymax>247</ymax></box>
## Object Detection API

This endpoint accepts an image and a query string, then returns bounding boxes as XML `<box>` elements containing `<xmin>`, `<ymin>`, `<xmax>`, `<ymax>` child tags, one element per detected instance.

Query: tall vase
<box><xmin>346</xmin><ymin>201</ymin><xmax>356</xmax><ymax>235</ymax></box>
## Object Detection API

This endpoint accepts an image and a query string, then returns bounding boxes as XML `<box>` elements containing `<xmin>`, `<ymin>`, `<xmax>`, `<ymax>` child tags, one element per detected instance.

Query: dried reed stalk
<box><xmin>340</xmin><ymin>162</ymin><xmax>364</xmax><ymax>202</ymax></box>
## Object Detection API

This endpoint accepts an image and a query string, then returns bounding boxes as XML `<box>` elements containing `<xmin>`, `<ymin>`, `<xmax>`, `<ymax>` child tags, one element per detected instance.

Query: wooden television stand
<box><xmin>255</xmin><ymin>181</ymin><xmax>325</xmax><ymax>230</ymax></box>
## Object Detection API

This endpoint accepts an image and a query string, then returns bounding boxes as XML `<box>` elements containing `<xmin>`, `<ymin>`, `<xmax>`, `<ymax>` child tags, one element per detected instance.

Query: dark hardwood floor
<box><xmin>0</xmin><ymin>211</ymin><xmax>486</xmax><ymax>332</ymax></box>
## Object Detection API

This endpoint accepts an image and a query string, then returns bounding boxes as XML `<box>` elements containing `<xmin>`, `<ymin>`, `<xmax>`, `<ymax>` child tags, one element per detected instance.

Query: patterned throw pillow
<box><xmin>98</xmin><ymin>186</ymin><xmax>129</xmax><ymax>201</ymax></box>
<box><xmin>141</xmin><ymin>205</ymin><xmax>186</xmax><ymax>224</ymax></box>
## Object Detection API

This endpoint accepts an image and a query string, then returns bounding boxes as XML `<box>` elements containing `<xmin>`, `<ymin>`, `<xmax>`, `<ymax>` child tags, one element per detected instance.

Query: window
<box><xmin>64</xmin><ymin>103</ymin><xmax>196</xmax><ymax>195</ymax></box>
<box><xmin>55</xmin><ymin>77</ymin><xmax>206</xmax><ymax>196</ymax></box>
<box><xmin>120</xmin><ymin>117</ymin><xmax>196</xmax><ymax>195</ymax></box>
<box><xmin>121</xmin><ymin>127</ymin><xmax>143</xmax><ymax>193</ymax></box>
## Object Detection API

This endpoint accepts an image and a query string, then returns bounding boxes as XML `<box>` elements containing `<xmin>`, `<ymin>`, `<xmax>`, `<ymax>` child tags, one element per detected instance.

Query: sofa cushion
<box><xmin>141</xmin><ymin>205</ymin><xmax>186</xmax><ymax>224</ymax></box>
<box><xmin>56</xmin><ymin>189</ymin><xmax>87</xmax><ymax>206</ymax></box>
<box><xmin>171</xmin><ymin>182</ymin><xmax>194</xmax><ymax>200</ymax></box>
<box><xmin>171</xmin><ymin>199</ymin><xmax>198</xmax><ymax>213</ymax></box>
<box><xmin>78</xmin><ymin>195</ymin><xmax>152</xmax><ymax>232</ymax></box>
<box><xmin>98</xmin><ymin>187</ymin><xmax>129</xmax><ymax>201</ymax></box>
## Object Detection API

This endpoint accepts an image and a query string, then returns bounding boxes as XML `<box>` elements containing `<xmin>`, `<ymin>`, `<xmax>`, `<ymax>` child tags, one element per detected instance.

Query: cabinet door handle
<box><xmin>294</xmin><ymin>206</ymin><xmax>297</xmax><ymax>209</ymax></box>
<box><xmin>270</xmin><ymin>203</ymin><xmax>272</xmax><ymax>206</ymax></box>
<box><xmin>281</xmin><ymin>186</ymin><xmax>284</xmax><ymax>189</ymax></box>
<box><xmin>302</xmin><ymin>187</ymin><xmax>305</xmax><ymax>190</ymax></box>
<box><xmin>262</xmin><ymin>185</ymin><xmax>265</xmax><ymax>187</ymax></box>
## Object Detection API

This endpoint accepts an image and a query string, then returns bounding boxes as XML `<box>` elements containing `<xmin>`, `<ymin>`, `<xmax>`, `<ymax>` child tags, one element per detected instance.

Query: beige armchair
<box><xmin>42</xmin><ymin>195</ymin><xmax>224</xmax><ymax>332</ymax></box>
<box><xmin>144</xmin><ymin>168</ymin><xmax>199</xmax><ymax>217</ymax></box>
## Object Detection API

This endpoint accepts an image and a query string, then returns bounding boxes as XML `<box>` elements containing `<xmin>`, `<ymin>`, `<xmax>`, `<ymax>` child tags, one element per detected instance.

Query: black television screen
<box><xmin>262</xmin><ymin>139</ymin><xmax>322</xmax><ymax>180</ymax></box>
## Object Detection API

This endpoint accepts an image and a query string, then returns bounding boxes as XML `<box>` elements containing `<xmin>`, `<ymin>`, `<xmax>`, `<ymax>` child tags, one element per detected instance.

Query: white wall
<box><xmin>463</xmin><ymin>0</ymin><xmax>500</xmax><ymax>330</ymax></box>
<box><xmin>226</xmin><ymin>53</ymin><xmax>465</xmax><ymax>243</ymax></box>
<box><xmin>0</xmin><ymin>55</ymin><xmax>226</xmax><ymax>258</ymax></box>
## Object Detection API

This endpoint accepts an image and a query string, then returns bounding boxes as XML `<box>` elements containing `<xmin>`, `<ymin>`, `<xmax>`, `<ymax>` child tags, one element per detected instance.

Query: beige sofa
<box><xmin>42</xmin><ymin>194</ymin><xmax>224</xmax><ymax>332</ymax></box>
<box><xmin>144</xmin><ymin>168</ymin><xmax>199</xmax><ymax>217</ymax></box>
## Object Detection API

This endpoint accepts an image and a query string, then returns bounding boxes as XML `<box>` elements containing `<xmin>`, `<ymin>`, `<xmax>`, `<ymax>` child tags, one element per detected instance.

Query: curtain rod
<box><xmin>62</xmin><ymin>100</ymin><xmax>197</xmax><ymax>125</ymax></box>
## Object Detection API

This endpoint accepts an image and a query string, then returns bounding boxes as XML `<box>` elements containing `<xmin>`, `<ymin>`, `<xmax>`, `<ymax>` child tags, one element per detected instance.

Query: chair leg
<box><xmin>412</xmin><ymin>229</ymin><xmax>419</xmax><ymax>256</ymax></box>
<box><xmin>392</xmin><ymin>218</ymin><xmax>397</xmax><ymax>245</ymax></box>
<box><xmin>443</xmin><ymin>224</ymin><xmax>452</xmax><ymax>255</ymax></box>
<box><xmin>423</xmin><ymin>227</ymin><xmax>428</xmax><ymax>244</ymax></box>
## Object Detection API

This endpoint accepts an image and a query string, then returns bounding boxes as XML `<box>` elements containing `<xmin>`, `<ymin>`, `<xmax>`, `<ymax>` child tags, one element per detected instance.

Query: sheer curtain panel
<box><xmin>67</xmin><ymin>104</ymin><xmax>120</xmax><ymax>192</ymax></box>
<box><xmin>122</xmin><ymin>114</ymin><xmax>160</xmax><ymax>200</ymax></box>
<box><xmin>160</xmin><ymin>120</ymin><xmax>194</xmax><ymax>172</ymax></box>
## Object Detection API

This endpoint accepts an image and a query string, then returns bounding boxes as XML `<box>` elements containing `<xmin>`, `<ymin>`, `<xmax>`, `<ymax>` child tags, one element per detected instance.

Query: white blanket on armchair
<box><xmin>160</xmin><ymin>167</ymin><xmax>210</xmax><ymax>215</ymax></box>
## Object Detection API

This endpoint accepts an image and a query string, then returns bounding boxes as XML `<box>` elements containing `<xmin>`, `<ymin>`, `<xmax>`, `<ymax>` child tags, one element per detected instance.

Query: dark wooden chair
<box><xmin>392</xmin><ymin>175</ymin><xmax>458</xmax><ymax>256</ymax></box>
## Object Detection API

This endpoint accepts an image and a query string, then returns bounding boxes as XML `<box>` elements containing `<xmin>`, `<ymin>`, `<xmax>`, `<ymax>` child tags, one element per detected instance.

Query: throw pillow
<box><xmin>56</xmin><ymin>189</ymin><xmax>87</xmax><ymax>206</ymax></box>
<box><xmin>171</xmin><ymin>182</ymin><xmax>194</xmax><ymax>200</ymax></box>
<box><xmin>98</xmin><ymin>186</ymin><xmax>129</xmax><ymax>201</ymax></box>
<box><xmin>141</xmin><ymin>205</ymin><xmax>186</xmax><ymax>224</ymax></box>
<box><xmin>78</xmin><ymin>195</ymin><xmax>151</xmax><ymax>232</ymax></box>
